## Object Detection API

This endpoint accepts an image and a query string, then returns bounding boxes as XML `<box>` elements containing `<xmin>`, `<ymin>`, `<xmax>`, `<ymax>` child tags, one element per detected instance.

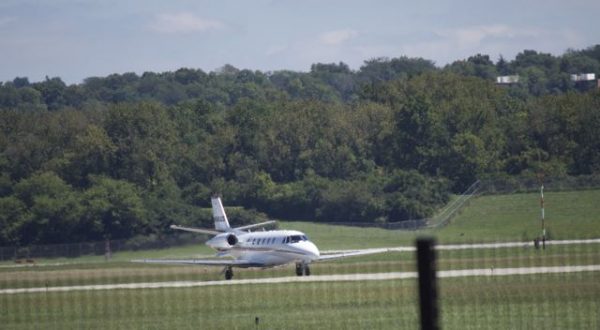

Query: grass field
<box><xmin>2</xmin><ymin>189</ymin><xmax>599</xmax><ymax>266</ymax></box>
<box><xmin>1</xmin><ymin>242</ymin><xmax>599</xmax><ymax>290</ymax></box>
<box><xmin>433</xmin><ymin>189</ymin><xmax>600</xmax><ymax>242</ymax></box>
<box><xmin>1</xmin><ymin>189</ymin><xmax>599</xmax><ymax>329</ymax></box>
<box><xmin>1</xmin><ymin>272</ymin><xmax>598</xmax><ymax>329</ymax></box>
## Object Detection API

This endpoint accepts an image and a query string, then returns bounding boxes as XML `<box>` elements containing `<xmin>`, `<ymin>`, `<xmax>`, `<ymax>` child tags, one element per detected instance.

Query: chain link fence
<box><xmin>1</xmin><ymin>238</ymin><xmax>598</xmax><ymax>329</ymax></box>
<box><xmin>0</xmin><ymin>233</ymin><xmax>207</xmax><ymax>263</ymax></box>
<box><xmin>2</xmin><ymin>175</ymin><xmax>598</xmax><ymax>263</ymax></box>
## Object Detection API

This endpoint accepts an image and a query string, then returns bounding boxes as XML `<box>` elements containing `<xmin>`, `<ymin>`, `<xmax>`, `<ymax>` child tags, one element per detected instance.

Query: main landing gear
<box><xmin>224</xmin><ymin>266</ymin><xmax>233</xmax><ymax>280</ymax></box>
<box><xmin>223</xmin><ymin>264</ymin><xmax>311</xmax><ymax>280</ymax></box>
<box><xmin>295</xmin><ymin>263</ymin><xmax>311</xmax><ymax>276</ymax></box>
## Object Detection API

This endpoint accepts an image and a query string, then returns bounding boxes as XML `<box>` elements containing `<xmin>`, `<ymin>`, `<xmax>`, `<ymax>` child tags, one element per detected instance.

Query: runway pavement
<box><xmin>321</xmin><ymin>238</ymin><xmax>600</xmax><ymax>255</ymax></box>
<box><xmin>2</xmin><ymin>238</ymin><xmax>598</xmax><ymax>269</ymax></box>
<box><xmin>1</xmin><ymin>238</ymin><xmax>598</xmax><ymax>295</ymax></box>
<box><xmin>2</xmin><ymin>264</ymin><xmax>599</xmax><ymax>295</ymax></box>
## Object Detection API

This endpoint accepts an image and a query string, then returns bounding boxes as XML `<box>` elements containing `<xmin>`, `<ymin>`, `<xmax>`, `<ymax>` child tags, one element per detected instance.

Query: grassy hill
<box><xmin>281</xmin><ymin>189</ymin><xmax>600</xmax><ymax>247</ymax></box>
<box><xmin>2</xmin><ymin>189</ymin><xmax>599</xmax><ymax>265</ymax></box>
<box><xmin>432</xmin><ymin>189</ymin><xmax>600</xmax><ymax>243</ymax></box>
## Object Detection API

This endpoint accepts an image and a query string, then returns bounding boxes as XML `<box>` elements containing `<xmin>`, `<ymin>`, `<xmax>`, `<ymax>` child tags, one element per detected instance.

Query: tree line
<box><xmin>1</xmin><ymin>46</ymin><xmax>599</xmax><ymax>246</ymax></box>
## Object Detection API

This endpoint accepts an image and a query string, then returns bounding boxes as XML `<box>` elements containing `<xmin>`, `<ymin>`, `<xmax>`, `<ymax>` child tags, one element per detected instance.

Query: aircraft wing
<box><xmin>131</xmin><ymin>258</ymin><xmax>260</xmax><ymax>267</ymax></box>
<box><xmin>317</xmin><ymin>248</ymin><xmax>390</xmax><ymax>261</ymax></box>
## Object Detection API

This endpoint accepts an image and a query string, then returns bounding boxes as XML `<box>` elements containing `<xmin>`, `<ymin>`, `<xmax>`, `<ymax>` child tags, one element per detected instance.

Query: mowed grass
<box><xmin>279</xmin><ymin>189</ymin><xmax>600</xmax><ymax>248</ymax></box>
<box><xmin>1</xmin><ymin>271</ymin><xmax>598</xmax><ymax>330</ymax></box>
<box><xmin>433</xmin><ymin>189</ymin><xmax>600</xmax><ymax>243</ymax></box>
<box><xmin>1</xmin><ymin>189</ymin><xmax>598</xmax><ymax>268</ymax></box>
<box><xmin>1</xmin><ymin>189</ymin><xmax>599</xmax><ymax>288</ymax></box>
<box><xmin>2</xmin><ymin>242</ymin><xmax>599</xmax><ymax>290</ymax></box>
<box><xmin>1</xmin><ymin>189</ymin><xmax>599</xmax><ymax>328</ymax></box>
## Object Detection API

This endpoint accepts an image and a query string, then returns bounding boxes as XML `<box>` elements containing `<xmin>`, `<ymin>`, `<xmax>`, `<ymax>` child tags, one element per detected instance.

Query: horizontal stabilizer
<box><xmin>170</xmin><ymin>225</ymin><xmax>221</xmax><ymax>235</ymax></box>
<box><xmin>234</xmin><ymin>220</ymin><xmax>277</xmax><ymax>232</ymax></box>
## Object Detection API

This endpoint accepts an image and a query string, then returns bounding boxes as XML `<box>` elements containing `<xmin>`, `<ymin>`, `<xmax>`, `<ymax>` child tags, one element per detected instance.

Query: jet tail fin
<box><xmin>210</xmin><ymin>196</ymin><xmax>277</xmax><ymax>232</ymax></box>
<box><xmin>211</xmin><ymin>196</ymin><xmax>231</xmax><ymax>231</ymax></box>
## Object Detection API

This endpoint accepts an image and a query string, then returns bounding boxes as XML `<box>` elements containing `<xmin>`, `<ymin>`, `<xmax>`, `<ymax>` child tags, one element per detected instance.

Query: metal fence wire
<box><xmin>0</xmin><ymin>238</ymin><xmax>598</xmax><ymax>329</ymax></box>
<box><xmin>1</xmin><ymin>177</ymin><xmax>599</xmax><ymax>329</ymax></box>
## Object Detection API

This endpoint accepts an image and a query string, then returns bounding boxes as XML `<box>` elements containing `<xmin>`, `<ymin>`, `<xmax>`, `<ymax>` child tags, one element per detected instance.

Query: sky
<box><xmin>0</xmin><ymin>0</ymin><xmax>598</xmax><ymax>84</ymax></box>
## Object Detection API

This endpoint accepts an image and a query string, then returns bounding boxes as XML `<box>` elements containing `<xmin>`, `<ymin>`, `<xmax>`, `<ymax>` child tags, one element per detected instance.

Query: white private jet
<box><xmin>133</xmin><ymin>197</ymin><xmax>389</xmax><ymax>280</ymax></box>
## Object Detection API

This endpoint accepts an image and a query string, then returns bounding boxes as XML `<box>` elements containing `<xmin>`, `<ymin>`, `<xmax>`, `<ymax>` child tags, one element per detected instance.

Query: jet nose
<box><xmin>308</xmin><ymin>242</ymin><xmax>320</xmax><ymax>260</ymax></box>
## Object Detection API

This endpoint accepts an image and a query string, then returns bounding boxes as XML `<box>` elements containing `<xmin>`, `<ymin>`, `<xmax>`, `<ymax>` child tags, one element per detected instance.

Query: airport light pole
<box><xmin>538</xmin><ymin>173</ymin><xmax>546</xmax><ymax>250</ymax></box>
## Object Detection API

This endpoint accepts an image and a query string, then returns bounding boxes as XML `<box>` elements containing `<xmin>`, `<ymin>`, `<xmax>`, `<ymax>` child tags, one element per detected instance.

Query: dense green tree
<box><xmin>310</xmin><ymin>62</ymin><xmax>357</xmax><ymax>100</ymax></box>
<box><xmin>103</xmin><ymin>102</ymin><xmax>178</xmax><ymax>188</ymax></box>
<box><xmin>0</xmin><ymin>45</ymin><xmax>599</xmax><ymax>246</ymax></box>
<box><xmin>61</xmin><ymin>124</ymin><xmax>117</xmax><ymax>187</ymax></box>
<box><xmin>32</xmin><ymin>77</ymin><xmax>67</xmax><ymax>110</ymax></box>
<box><xmin>0</xmin><ymin>196</ymin><xmax>28</xmax><ymax>245</ymax></box>
<box><xmin>11</xmin><ymin>172</ymin><xmax>82</xmax><ymax>244</ymax></box>
<box><xmin>359</xmin><ymin>56</ymin><xmax>436</xmax><ymax>82</ymax></box>
<box><xmin>378</xmin><ymin>72</ymin><xmax>505</xmax><ymax>190</ymax></box>
<box><xmin>80</xmin><ymin>176</ymin><xmax>146</xmax><ymax>240</ymax></box>
<box><xmin>446</xmin><ymin>54</ymin><xmax>497</xmax><ymax>80</ymax></box>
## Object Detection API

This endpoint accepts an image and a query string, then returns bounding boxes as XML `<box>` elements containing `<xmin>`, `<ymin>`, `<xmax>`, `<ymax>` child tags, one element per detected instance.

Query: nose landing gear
<box><xmin>224</xmin><ymin>266</ymin><xmax>233</xmax><ymax>280</ymax></box>
<box><xmin>295</xmin><ymin>263</ymin><xmax>311</xmax><ymax>276</ymax></box>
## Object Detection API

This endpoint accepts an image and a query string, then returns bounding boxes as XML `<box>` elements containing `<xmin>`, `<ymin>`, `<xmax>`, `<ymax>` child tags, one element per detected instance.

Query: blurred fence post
<box><xmin>417</xmin><ymin>238</ymin><xmax>439</xmax><ymax>330</ymax></box>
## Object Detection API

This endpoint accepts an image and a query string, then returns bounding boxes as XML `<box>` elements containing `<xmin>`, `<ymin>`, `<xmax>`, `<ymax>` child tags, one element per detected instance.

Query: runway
<box><xmin>2</xmin><ymin>264</ymin><xmax>599</xmax><ymax>295</ymax></box>
<box><xmin>2</xmin><ymin>238</ymin><xmax>598</xmax><ymax>269</ymax></box>
<box><xmin>321</xmin><ymin>238</ymin><xmax>600</xmax><ymax>255</ymax></box>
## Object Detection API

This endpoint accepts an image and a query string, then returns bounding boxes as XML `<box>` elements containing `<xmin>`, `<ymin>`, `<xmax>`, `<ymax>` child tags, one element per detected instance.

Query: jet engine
<box><xmin>206</xmin><ymin>233</ymin><xmax>239</xmax><ymax>250</ymax></box>
<box><xmin>226</xmin><ymin>233</ymin><xmax>238</xmax><ymax>246</ymax></box>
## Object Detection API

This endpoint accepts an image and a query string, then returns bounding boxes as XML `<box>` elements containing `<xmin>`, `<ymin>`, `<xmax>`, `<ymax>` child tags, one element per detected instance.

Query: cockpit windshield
<box><xmin>288</xmin><ymin>235</ymin><xmax>308</xmax><ymax>243</ymax></box>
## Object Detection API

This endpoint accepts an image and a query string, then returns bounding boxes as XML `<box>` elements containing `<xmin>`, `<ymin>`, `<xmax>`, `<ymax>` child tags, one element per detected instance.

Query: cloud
<box><xmin>150</xmin><ymin>12</ymin><xmax>224</xmax><ymax>33</ymax></box>
<box><xmin>435</xmin><ymin>24</ymin><xmax>542</xmax><ymax>48</ymax></box>
<box><xmin>265</xmin><ymin>44</ymin><xmax>287</xmax><ymax>56</ymax></box>
<box><xmin>318</xmin><ymin>29</ymin><xmax>358</xmax><ymax>46</ymax></box>
<box><xmin>389</xmin><ymin>24</ymin><xmax>584</xmax><ymax>65</ymax></box>
<box><xmin>0</xmin><ymin>16</ymin><xmax>17</xmax><ymax>27</ymax></box>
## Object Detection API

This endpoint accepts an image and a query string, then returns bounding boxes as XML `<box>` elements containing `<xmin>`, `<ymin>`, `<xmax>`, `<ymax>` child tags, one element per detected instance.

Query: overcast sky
<box><xmin>1</xmin><ymin>0</ymin><xmax>598</xmax><ymax>84</ymax></box>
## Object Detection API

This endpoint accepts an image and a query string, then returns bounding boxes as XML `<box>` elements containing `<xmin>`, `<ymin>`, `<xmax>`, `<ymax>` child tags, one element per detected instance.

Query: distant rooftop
<box><xmin>496</xmin><ymin>75</ymin><xmax>520</xmax><ymax>84</ymax></box>
<box><xmin>570</xmin><ymin>73</ymin><xmax>596</xmax><ymax>82</ymax></box>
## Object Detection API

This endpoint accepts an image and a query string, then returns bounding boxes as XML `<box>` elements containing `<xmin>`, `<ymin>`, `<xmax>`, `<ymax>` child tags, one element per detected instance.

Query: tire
<box><xmin>295</xmin><ymin>263</ymin><xmax>303</xmax><ymax>276</ymax></box>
